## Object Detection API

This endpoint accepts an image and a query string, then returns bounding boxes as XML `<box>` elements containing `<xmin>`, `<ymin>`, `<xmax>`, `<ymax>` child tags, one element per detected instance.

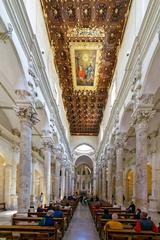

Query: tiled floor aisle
<box><xmin>62</xmin><ymin>203</ymin><xmax>100</xmax><ymax>240</ymax></box>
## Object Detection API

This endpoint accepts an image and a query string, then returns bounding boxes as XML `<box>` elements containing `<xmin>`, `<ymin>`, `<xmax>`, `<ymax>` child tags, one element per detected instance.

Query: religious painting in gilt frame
<box><xmin>70</xmin><ymin>42</ymin><xmax>102</xmax><ymax>91</ymax></box>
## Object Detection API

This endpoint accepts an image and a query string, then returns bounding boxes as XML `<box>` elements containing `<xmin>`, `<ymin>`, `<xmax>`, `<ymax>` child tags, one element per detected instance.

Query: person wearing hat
<box><xmin>134</xmin><ymin>211</ymin><xmax>158</xmax><ymax>233</ymax></box>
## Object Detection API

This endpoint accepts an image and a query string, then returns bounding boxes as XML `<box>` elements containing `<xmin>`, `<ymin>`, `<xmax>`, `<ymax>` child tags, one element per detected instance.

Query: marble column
<box><xmin>65</xmin><ymin>169</ymin><xmax>69</xmax><ymax>196</ymax></box>
<box><xmin>61</xmin><ymin>165</ymin><xmax>65</xmax><ymax>199</ymax></box>
<box><xmin>40</xmin><ymin>176</ymin><xmax>44</xmax><ymax>194</ymax></box>
<box><xmin>101</xmin><ymin>163</ymin><xmax>107</xmax><ymax>201</ymax></box>
<box><xmin>15</xmin><ymin>96</ymin><xmax>38</xmax><ymax>213</ymax></box>
<box><xmin>96</xmin><ymin>168</ymin><xmax>99</xmax><ymax>196</ymax></box>
<box><xmin>132</xmin><ymin>104</ymin><xmax>155</xmax><ymax>210</ymax></box>
<box><xmin>107</xmin><ymin>152</ymin><xmax>113</xmax><ymax>204</ymax></box>
<box><xmin>42</xmin><ymin>136</ymin><xmax>52</xmax><ymax>205</ymax></box>
<box><xmin>4</xmin><ymin>164</ymin><xmax>12</xmax><ymax>209</ymax></box>
<box><xmin>148</xmin><ymin>132</ymin><xmax>158</xmax><ymax>223</ymax></box>
<box><xmin>98</xmin><ymin>167</ymin><xmax>102</xmax><ymax>199</ymax></box>
<box><xmin>10</xmin><ymin>145</ymin><xmax>18</xmax><ymax>210</ymax></box>
<box><xmin>93</xmin><ymin>164</ymin><xmax>97</xmax><ymax>196</ymax></box>
<box><xmin>30</xmin><ymin>157</ymin><xmax>37</xmax><ymax>206</ymax></box>
<box><xmin>54</xmin><ymin>159</ymin><xmax>60</xmax><ymax>201</ymax></box>
<box><xmin>115</xmin><ymin>133</ymin><xmax>126</xmax><ymax>207</ymax></box>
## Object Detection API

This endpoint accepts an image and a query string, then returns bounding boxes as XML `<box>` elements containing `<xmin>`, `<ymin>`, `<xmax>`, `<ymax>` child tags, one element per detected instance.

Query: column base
<box><xmin>30</xmin><ymin>194</ymin><xmax>36</xmax><ymax>207</ymax></box>
<box><xmin>10</xmin><ymin>194</ymin><xmax>18</xmax><ymax>210</ymax></box>
<box><xmin>148</xmin><ymin>197</ymin><xmax>159</xmax><ymax>224</ymax></box>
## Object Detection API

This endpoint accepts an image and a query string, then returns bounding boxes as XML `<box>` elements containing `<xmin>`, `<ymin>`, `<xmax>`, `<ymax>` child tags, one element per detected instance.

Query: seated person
<box><xmin>64</xmin><ymin>202</ymin><xmax>71</xmax><ymax>210</ymax></box>
<box><xmin>134</xmin><ymin>211</ymin><xmax>158</xmax><ymax>233</ymax></box>
<box><xmin>37</xmin><ymin>204</ymin><xmax>44</xmax><ymax>212</ymax></box>
<box><xmin>39</xmin><ymin>210</ymin><xmax>54</xmax><ymax>226</ymax></box>
<box><xmin>102</xmin><ymin>208</ymin><xmax>112</xmax><ymax>219</ymax></box>
<box><xmin>53</xmin><ymin>205</ymin><xmax>64</xmax><ymax>218</ymax></box>
<box><xmin>134</xmin><ymin>208</ymin><xmax>141</xmax><ymax>219</ymax></box>
<box><xmin>104</xmin><ymin>213</ymin><xmax>123</xmax><ymax>231</ymax></box>
<box><xmin>47</xmin><ymin>203</ymin><xmax>54</xmax><ymax>211</ymax></box>
<box><xmin>127</xmin><ymin>201</ymin><xmax>136</xmax><ymax>213</ymax></box>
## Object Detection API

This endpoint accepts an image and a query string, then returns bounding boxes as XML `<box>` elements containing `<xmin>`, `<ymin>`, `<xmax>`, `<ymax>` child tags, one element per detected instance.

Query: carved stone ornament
<box><xmin>15</xmin><ymin>103</ymin><xmax>39</xmax><ymax>125</ymax></box>
<box><xmin>42</xmin><ymin>136</ymin><xmax>53</xmax><ymax>149</ymax></box>
<box><xmin>15</xmin><ymin>89</ymin><xmax>32</xmax><ymax>102</ymax></box>
<box><xmin>115</xmin><ymin>132</ymin><xmax>126</xmax><ymax>149</ymax></box>
<box><xmin>28</xmin><ymin>54</ymin><xmax>39</xmax><ymax>87</ymax></box>
<box><xmin>0</xmin><ymin>23</ymin><xmax>13</xmax><ymax>43</ymax></box>
<box><xmin>131</xmin><ymin>108</ymin><xmax>156</xmax><ymax>127</ymax></box>
<box><xmin>107</xmin><ymin>146</ymin><xmax>115</xmax><ymax>160</ymax></box>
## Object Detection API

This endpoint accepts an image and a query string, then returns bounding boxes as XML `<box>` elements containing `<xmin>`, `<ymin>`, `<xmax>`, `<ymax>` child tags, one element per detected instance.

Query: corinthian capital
<box><xmin>41</xmin><ymin>129</ymin><xmax>53</xmax><ymax>149</ymax></box>
<box><xmin>15</xmin><ymin>104</ymin><xmax>39</xmax><ymax>125</ymax></box>
<box><xmin>15</xmin><ymin>89</ymin><xmax>39</xmax><ymax>125</ymax></box>
<box><xmin>131</xmin><ymin>108</ymin><xmax>156</xmax><ymax>128</ymax></box>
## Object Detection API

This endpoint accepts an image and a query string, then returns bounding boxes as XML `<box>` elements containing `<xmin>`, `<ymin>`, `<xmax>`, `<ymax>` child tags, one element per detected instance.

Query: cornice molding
<box><xmin>2</xmin><ymin>0</ymin><xmax>72</xmax><ymax>160</ymax></box>
<box><xmin>97</xmin><ymin>0</ymin><xmax>160</xmax><ymax>161</ymax></box>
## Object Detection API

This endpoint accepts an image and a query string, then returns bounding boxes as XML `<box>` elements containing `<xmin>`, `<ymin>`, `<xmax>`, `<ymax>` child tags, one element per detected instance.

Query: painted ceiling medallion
<box><xmin>70</xmin><ymin>42</ymin><xmax>102</xmax><ymax>91</ymax></box>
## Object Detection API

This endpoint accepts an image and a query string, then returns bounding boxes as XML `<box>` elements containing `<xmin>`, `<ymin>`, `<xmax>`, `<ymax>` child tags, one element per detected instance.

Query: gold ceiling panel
<box><xmin>41</xmin><ymin>0</ymin><xmax>132</xmax><ymax>136</ymax></box>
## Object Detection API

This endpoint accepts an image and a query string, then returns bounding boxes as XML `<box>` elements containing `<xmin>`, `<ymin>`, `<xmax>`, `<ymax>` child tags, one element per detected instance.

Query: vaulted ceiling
<box><xmin>41</xmin><ymin>0</ymin><xmax>131</xmax><ymax>136</ymax></box>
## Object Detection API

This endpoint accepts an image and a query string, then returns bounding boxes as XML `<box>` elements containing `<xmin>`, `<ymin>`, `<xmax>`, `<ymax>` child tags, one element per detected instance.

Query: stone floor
<box><xmin>62</xmin><ymin>203</ymin><xmax>100</xmax><ymax>240</ymax></box>
<box><xmin>0</xmin><ymin>210</ymin><xmax>17</xmax><ymax>225</ymax></box>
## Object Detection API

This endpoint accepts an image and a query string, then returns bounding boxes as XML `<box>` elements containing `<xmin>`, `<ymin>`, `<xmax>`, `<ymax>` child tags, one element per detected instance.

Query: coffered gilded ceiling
<box><xmin>41</xmin><ymin>0</ymin><xmax>131</xmax><ymax>136</ymax></box>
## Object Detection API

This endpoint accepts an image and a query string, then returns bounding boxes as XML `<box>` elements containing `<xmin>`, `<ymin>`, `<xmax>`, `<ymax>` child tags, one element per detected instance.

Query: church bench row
<box><xmin>94</xmin><ymin>211</ymin><xmax>135</xmax><ymax>227</ymax></box>
<box><xmin>104</xmin><ymin>228</ymin><xmax>160</xmax><ymax>240</ymax></box>
<box><xmin>28</xmin><ymin>210</ymin><xmax>71</xmax><ymax>227</ymax></box>
<box><xmin>0</xmin><ymin>202</ymin><xmax>6</xmax><ymax>211</ymax></box>
<box><xmin>0</xmin><ymin>225</ymin><xmax>57</xmax><ymax>240</ymax></box>
<box><xmin>12</xmin><ymin>215</ymin><xmax>65</xmax><ymax>237</ymax></box>
<box><xmin>98</xmin><ymin>218</ymin><xmax>137</xmax><ymax>239</ymax></box>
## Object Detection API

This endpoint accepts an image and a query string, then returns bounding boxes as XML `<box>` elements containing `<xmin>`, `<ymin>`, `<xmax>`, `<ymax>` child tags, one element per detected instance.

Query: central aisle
<box><xmin>62</xmin><ymin>203</ymin><xmax>100</xmax><ymax>240</ymax></box>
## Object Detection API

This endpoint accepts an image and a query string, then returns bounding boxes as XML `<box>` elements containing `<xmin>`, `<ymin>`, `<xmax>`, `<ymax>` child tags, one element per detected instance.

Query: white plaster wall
<box><xmin>23</xmin><ymin>0</ymin><xmax>70</xmax><ymax>140</ymax></box>
<box><xmin>99</xmin><ymin>0</ymin><xmax>150</xmax><ymax>141</ymax></box>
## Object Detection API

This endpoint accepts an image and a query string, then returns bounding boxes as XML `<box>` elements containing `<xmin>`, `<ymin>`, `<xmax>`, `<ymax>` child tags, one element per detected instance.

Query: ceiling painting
<box><xmin>41</xmin><ymin>0</ymin><xmax>132</xmax><ymax>136</ymax></box>
<box><xmin>70</xmin><ymin>42</ymin><xmax>102</xmax><ymax>91</ymax></box>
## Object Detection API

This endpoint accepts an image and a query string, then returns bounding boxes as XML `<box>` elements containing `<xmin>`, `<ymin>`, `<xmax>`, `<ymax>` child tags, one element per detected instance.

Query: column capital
<box><xmin>15</xmin><ymin>103</ymin><xmax>39</xmax><ymax>126</ymax></box>
<box><xmin>131</xmin><ymin>94</ymin><xmax>156</xmax><ymax>129</ymax></box>
<box><xmin>42</xmin><ymin>129</ymin><xmax>54</xmax><ymax>149</ymax></box>
<box><xmin>115</xmin><ymin>132</ymin><xmax>126</xmax><ymax>149</ymax></box>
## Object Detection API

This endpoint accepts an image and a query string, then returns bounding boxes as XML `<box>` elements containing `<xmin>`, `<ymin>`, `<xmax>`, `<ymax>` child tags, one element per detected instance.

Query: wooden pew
<box><xmin>12</xmin><ymin>215</ymin><xmax>65</xmax><ymax>237</ymax></box>
<box><xmin>104</xmin><ymin>228</ymin><xmax>160</xmax><ymax>240</ymax></box>
<box><xmin>95</xmin><ymin>211</ymin><xmax>135</xmax><ymax>227</ymax></box>
<box><xmin>0</xmin><ymin>202</ymin><xmax>6</xmax><ymax>211</ymax></box>
<box><xmin>28</xmin><ymin>210</ymin><xmax>71</xmax><ymax>228</ymax></box>
<box><xmin>0</xmin><ymin>225</ymin><xmax>57</xmax><ymax>240</ymax></box>
<box><xmin>99</xmin><ymin>218</ymin><xmax>137</xmax><ymax>239</ymax></box>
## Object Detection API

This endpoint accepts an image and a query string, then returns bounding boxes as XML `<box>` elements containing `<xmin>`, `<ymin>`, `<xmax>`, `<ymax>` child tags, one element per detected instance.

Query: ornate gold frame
<box><xmin>70</xmin><ymin>42</ymin><xmax>102</xmax><ymax>91</ymax></box>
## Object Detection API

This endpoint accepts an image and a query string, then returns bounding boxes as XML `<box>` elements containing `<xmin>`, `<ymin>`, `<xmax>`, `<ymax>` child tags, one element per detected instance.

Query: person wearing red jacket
<box><xmin>134</xmin><ymin>211</ymin><xmax>158</xmax><ymax>233</ymax></box>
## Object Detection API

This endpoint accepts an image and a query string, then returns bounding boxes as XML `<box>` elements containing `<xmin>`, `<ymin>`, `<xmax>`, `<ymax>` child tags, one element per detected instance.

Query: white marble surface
<box><xmin>0</xmin><ymin>210</ymin><xmax>17</xmax><ymax>225</ymax></box>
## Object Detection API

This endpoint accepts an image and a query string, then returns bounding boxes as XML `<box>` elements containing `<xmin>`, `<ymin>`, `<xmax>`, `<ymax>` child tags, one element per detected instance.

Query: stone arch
<box><xmin>142</xmin><ymin>45</ymin><xmax>160</xmax><ymax>95</ymax></box>
<box><xmin>119</xmin><ymin>104</ymin><xmax>133</xmax><ymax>133</ymax></box>
<box><xmin>75</xmin><ymin>155</ymin><xmax>93</xmax><ymax>169</ymax></box>
<box><xmin>73</xmin><ymin>143</ymin><xmax>95</xmax><ymax>153</ymax></box>
<box><xmin>0</xmin><ymin>19</ymin><xmax>27</xmax><ymax>90</ymax></box>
